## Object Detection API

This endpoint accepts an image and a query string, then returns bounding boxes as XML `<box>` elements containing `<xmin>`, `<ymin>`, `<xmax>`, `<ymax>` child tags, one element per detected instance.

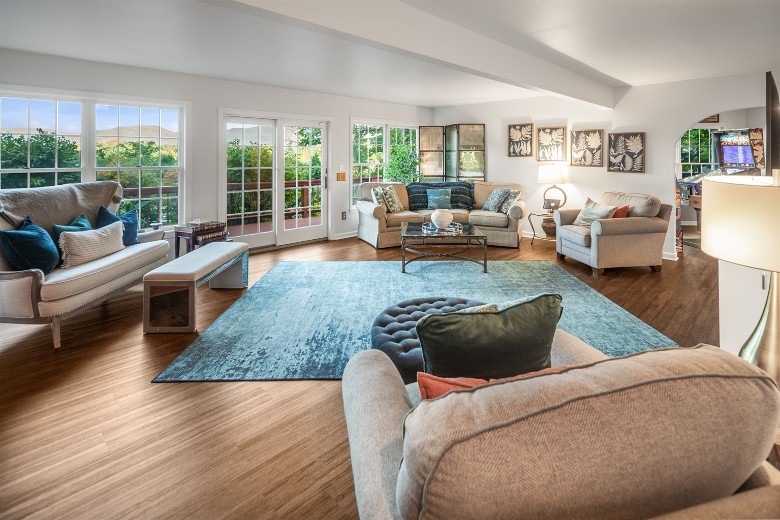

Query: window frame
<box><xmin>0</xmin><ymin>85</ymin><xmax>188</xmax><ymax>230</ymax></box>
<box><xmin>349</xmin><ymin>117</ymin><xmax>419</xmax><ymax>208</ymax></box>
<box><xmin>676</xmin><ymin>126</ymin><xmax>719</xmax><ymax>179</ymax></box>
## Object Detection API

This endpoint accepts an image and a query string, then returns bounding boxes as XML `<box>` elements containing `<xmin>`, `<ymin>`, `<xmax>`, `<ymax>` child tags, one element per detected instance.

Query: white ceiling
<box><xmin>1</xmin><ymin>0</ymin><xmax>778</xmax><ymax>108</ymax></box>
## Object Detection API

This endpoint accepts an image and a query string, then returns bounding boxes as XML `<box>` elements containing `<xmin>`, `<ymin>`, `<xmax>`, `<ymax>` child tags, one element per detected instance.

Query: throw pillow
<box><xmin>96</xmin><ymin>206</ymin><xmax>139</xmax><ymax>246</ymax></box>
<box><xmin>407</xmin><ymin>182</ymin><xmax>475</xmax><ymax>210</ymax></box>
<box><xmin>60</xmin><ymin>220</ymin><xmax>125</xmax><ymax>268</ymax></box>
<box><xmin>612</xmin><ymin>205</ymin><xmax>630</xmax><ymax>218</ymax></box>
<box><xmin>572</xmin><ymin>198</ymin><xmax>618</xmax><ymax>226</ymax></box>
<box><xmin>417</xmin><ymin>365</ymin><xmax>573</xmax><ymax>400</ymax></box>
<box><xmin>417</xmin><ymin>293</ymin><xmax>563</xmax><ymax>380</ymax></box>
<box><xmin>382</xmin><ymin>185</ymin><xmax>405</xmax><ymax>214</ymax></box>
<box><xmin>370</xmin><ymin>187</ymin><xmax>388</xmax><ymax>210</ymax></box>
<box><xmin>0</xmin><ymin>217</ymin><xmax>60</xmax><ymax>274</ymax></box>
<box><xmin>52</xmin><ymin>214</ymin><xmax>93</xmax><ymax>246</ymax></box>
<box><xmin>498</xmin><ymin>189</ymin><xmax>521</xmax><ymax>214</ymax></box>
<box><xmin>427</xmin><ymin>188</ymin><xmax>452</xmax><ymax>210</ymax></box>
<box><xmin>481</xmin><ymin>188</ymin><xmax>510</xmax><ymax>212</ymax></box>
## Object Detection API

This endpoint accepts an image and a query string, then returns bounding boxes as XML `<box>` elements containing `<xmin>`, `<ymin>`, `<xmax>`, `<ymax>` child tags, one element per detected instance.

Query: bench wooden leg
<box><xmin>144</xmin><ymin>281</ymin><xmax>196</xmax><ymax>333</ymax></box>
<box><xmin>208</xmin><ymin>251</ymin><xmax>248</xmax><ymax>289</ymax></box>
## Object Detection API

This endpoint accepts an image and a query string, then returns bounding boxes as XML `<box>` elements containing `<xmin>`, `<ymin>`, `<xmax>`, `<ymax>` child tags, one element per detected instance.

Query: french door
<box><xmin>221</xmin><ymin>116</ymin><xmax>327</xmax><ymax>248</ymax></box>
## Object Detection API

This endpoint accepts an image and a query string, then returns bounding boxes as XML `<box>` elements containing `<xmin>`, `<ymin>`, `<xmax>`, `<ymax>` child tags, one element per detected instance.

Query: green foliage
<box><xmin>383</xmin><ymin>142</ymin><xmax>419</xmax><ymax>183</ymax></box>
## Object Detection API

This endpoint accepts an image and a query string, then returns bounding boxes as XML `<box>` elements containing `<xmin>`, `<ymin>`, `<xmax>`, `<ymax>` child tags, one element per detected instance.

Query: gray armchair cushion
<box><xmin>602</xmin><ymin>191</ymin><xmax>661</xmax><ymax>217</ymax></box>
<box><xmin>395</xmin><ymin>345</ymin><xmax>780</xmax><ymax>520</ymax></box>
<box><xmin>592</xmin><ymin>216</ymin><xmax>670</xmax><ymax>236</ymax></box>
<box><xmin>558</xmin><ymin>224</ymin><xmax>592</xmax><ymax>247</ymax></box>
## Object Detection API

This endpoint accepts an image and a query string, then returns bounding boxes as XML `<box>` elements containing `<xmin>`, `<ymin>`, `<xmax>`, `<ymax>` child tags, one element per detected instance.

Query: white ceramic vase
<box><xmin>431</xmin><ymin>208</ymin><xmax>454</xmax><ymax>229</ymax></box>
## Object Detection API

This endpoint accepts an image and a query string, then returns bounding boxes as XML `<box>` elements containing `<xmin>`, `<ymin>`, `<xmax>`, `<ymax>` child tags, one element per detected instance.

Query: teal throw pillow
<box><xmin>53</xmin><ymin>214</ymin><xmax>93</xmax><ymax>247</ymax></box>
<box><xmin>417</xmin><ymin>293</ymin><xmax>563</xmax><ymax>380</ymax></box>
<box><xmin>427</xmin><ymin>188</ymin><xmax>452</xmax><ymax>210</ymax></box>
<box><xmin>96</xmin><ymin>206</ymin><xmax>139</xmax><ymax>245</ymax></box>
<box><xmin>572</xmin><ymin>198</ymin><xmax>618</xmax><ymax>227</ymax></box>
<box><xmin>0</xmin><ymin>217</ymin><xmax>60</xmax><ymax>274</ymax></box>
<box><xmin>481</xmin><ymin>188</ymin><xmax>510</xmax><ymax>212</ymax></box>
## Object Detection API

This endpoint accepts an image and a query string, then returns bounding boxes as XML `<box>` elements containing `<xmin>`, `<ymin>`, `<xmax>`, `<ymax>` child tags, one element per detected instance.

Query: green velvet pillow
<box><xmin>417</xmin><ymin>293</ymin><xmax>563</xmax><ymax>380</ymax></box>
<box><xmin>572</xmin><ymin>198</ymin><xmax>618</xmax><ymax>226</ymax></box>
<box><xmin>53</xmin><ymin>213</ymin><xmax>93</xmax><ymax>246</ymax></box>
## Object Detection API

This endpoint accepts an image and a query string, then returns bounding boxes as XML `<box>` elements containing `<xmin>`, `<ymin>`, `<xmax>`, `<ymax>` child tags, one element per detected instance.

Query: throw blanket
<box><xmin>0</xmin><ymin>181</ymin><xmax>122</xmax><ymax>231</ymax></box>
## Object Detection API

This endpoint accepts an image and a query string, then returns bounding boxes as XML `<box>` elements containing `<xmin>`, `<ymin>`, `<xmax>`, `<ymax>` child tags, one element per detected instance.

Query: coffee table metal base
<box><xmin>400</xmin><ymin>237</ymin><xmax>488</xmax><ymax>273</ymax></box>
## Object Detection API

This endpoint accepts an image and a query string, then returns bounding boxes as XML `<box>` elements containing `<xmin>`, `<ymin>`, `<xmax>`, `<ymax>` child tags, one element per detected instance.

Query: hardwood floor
<box><xmin>0</xmin><ymin>237</ymin><xmax>718</xmax><ymax>519</ymax></box>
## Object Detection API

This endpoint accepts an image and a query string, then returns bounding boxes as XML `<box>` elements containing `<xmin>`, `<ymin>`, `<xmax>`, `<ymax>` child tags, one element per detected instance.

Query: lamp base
<box><xmin>739</xmin><ymin>271</ymin><xmax>780</xmax><ymax>381</ymax></box>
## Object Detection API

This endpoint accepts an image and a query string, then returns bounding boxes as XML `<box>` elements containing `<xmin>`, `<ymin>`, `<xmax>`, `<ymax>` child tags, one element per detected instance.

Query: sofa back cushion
<box><xmin>396</xmin><ymin>345</ymin><xmax>780</xmax><ymax>520</ymax></box>
<box><xmin>407</xmin><ymin>181</ymin><xmax>474</xmax><ymax>210</ymax></box>
<box><xmin>357</xmin><ymin>182</ymin><xmax>408</xmax><ymax>209</ymax></box>
<box><xmin>473</xmin><ymin>181</ymin><xmax>523</xmax><ymax>209</ymax></box>
<box><xmin>0</xmin><ymin>181</ymin><xmax>122</xmax><ymax>271</ymax></box>
<box><xmin>601</xmin><ymin>191</ymin><xmax>661</xmax><ymax>217</ymax></box>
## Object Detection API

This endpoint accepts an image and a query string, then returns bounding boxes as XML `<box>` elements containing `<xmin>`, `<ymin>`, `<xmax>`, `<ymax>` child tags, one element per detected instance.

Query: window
<box><xmin>351</xmin><ymin>122</ymin><xmax>418</xmax><ymax>205</ymax></box>
<box><xmin>1</xmin><ymin>93</ymin><xmax>184</xmax><ymax>230</ymax></box>
<box><xmin>679</xmin><ymin>129</ymin><xmax>716</xmax><ymax>178</ymax></box>
<box><xmin>95</xmin><ymin>104</ymin><xmax>181</xmax><ymax>229</ymax></box>
<box><xmin>0</xmin><ymin>97</ymin><xmax>82</xmax><ymax>189</ymax></box>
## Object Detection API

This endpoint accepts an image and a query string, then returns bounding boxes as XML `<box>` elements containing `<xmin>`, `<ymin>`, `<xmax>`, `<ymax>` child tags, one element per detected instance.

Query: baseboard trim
<box><xmin>681</xmin><ymin>220</ymin><xmax>697</xmax><ymax>226</ymax></box>
<box><xmin>330</xmin><ymin>231</ymin><xmax>357</xmax><ymax>241</ymax></box>
<box><xmin>663</xmin><ymin>251</ymin><xmax>679</xmax><ymax>262</ymax></box>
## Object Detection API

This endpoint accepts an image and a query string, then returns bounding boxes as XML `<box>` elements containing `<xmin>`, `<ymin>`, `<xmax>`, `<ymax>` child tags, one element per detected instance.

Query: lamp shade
<box><xmin>701</xmin><ymin>176</ymin><xmax>780</xmax><ymax>272</ymax></box>
<box><xmin>537</xmin><ymin>164</ymin><xmax>563</xmax><ymax>185</ymax></box>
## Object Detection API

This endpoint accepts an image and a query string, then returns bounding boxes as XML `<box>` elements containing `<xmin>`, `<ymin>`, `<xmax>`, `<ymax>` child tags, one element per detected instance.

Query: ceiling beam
<box><xmin>234</xmin><ymin>0</ymin><xmax>618</xmax><ymax>108</ymax></box>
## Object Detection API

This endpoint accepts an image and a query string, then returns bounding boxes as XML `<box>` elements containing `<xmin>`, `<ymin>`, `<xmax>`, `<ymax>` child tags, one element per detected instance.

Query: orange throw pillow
<box><xmin>417</xmin><ymin>365</ymin><xmax>572</xmax><ymax>400</ymax></box>
<box><xmin>612</xmin><ymin>205</ymin><xmax>630</xmax><ymax>218</ymax></box>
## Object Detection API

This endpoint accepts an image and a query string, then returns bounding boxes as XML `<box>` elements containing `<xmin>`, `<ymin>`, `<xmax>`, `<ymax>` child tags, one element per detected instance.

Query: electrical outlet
<box><xmin>341</xmin><ymin>211</ymin><xmax>347</xmax><ymax>220</ymax></box>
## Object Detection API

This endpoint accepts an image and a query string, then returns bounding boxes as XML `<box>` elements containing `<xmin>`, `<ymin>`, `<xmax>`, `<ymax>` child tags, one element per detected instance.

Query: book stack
<box><xmin>174</xmin><ymin>221</ymin><xmax>230</xmax><ymax>249</ymax></box>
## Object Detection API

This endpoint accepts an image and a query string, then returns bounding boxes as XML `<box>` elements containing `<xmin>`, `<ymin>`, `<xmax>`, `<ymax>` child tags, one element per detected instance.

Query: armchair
<box><xmin>554</xmin><ymin>192</ymin><xmax>672</xmax><ymax>275</ymax></box>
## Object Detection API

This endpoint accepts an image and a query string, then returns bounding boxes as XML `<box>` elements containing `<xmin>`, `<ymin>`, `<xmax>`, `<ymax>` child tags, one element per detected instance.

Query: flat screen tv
<box><xmin>717</xmin><ymin>131</ymin><xmax>755</xmax><ymax>167</ymax></box>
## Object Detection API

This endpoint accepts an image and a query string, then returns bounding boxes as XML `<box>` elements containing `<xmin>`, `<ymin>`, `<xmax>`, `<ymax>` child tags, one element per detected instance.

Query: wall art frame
<box><xmin>508</xmin><ymin>123</ymin><xmax>534</xmax><ymax>157</ymax></box>
<box><xmin>570</xmin><ymin>129</ymin><xmax>604</xmax><ymax>167</ymax></box>
<box><xmin>536</xmin><ymin>126</ymin><xmax>566</xmax><ymax>162</ymax></box>
<box><xmin>608</xmin><ymin>132</ymin><xmax>646</xmax><ymax>173</ymax></box>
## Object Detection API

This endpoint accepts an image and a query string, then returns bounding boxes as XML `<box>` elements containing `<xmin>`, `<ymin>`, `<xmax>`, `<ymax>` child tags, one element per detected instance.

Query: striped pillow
<box><xmin>59</xmin><ymin>220</ymin><xmax>125</xmax><ymax>268</ymax></box>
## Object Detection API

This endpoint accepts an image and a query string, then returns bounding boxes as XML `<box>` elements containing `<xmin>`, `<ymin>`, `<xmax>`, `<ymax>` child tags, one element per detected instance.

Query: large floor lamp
<box><xmin>701</xmin><ymin>174</ymin><xmax>780</xmax><ymax>381</ymax></box>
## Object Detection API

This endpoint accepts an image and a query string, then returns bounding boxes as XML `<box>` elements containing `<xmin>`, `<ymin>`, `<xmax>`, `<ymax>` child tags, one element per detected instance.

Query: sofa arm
<box><xmin>0</xmin><ymin>269</ymin><xmax>43</xmax><ymax>319</ymax></box>
<box><xmin>649</xmin><ymin>485</ymin><xmax>780</xmax><ymax>519</ymax></box>
<box><xmin>138</xmin><ymin>229</ymin><xmax>165</xmax><ymax>242</ymax></box>
<box><xmin>592</xmin><ymin>217</ymin><xmax>670</xmax><ymax>236</ymax></box>
<box><xmin>554</xmin><ymin>209</ymin><xmax>580</xmax><ymax>226</ymax></box>
<box><xmin>507</xmin><ymin>199</ymin><xmax>526</xmax><ymax>220</ymax></box>
<box><xmin>356</xmin><ymin>200</ymin><xmax>387</xmax><ymax>220</ymax></box>
<box><xmin>342</xmin><ymin>349</ymin><xmax>412</xmax><ymax>520</ymax></box>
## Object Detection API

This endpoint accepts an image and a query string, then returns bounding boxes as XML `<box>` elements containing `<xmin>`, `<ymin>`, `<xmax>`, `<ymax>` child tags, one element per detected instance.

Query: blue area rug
<box><xmin>153</xmin><ymin>260</ymin><xmax>676</xmax><ymax>382</ymax></box>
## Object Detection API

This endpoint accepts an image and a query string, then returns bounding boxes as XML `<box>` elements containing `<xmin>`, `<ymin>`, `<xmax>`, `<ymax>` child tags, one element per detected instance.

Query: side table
<box><xmin>527</xmin><ymin>211</ymin><xmax>556</xmax><ymax>245</ymax></box>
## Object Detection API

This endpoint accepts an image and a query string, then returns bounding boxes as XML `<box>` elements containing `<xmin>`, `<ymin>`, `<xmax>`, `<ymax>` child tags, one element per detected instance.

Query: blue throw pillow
<box><xmin>0</xmin><ymin>217</ymin><xmax>60</xmax><ymax>274</ymax></box>
<box><xmin>52</xmin><ymin>213</ymin><xmax>93</xmax><ymax>246</ymax></box>
<box><xmin>96</xmin><ymin>206</ymin><xmax>139</xmax><ymax>246</ymax></box>
<box><xmin>427</xmin><ymin>188</ymin><xmax>452</xmax><ymax>209</ymax></box>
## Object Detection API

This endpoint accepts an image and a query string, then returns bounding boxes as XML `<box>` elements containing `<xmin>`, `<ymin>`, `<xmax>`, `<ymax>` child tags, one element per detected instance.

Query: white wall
<box><xmin>0</xmin><ymin>48</ymin><xmax>433</xmax><ymax>240</ymax></box>
<box><xmin>433</xmin><ymin>72</ymin><xmax>767</xmax><ymax>258</ymax></box>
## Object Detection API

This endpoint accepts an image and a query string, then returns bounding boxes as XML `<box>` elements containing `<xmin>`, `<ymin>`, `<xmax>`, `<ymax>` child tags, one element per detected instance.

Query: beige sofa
<box><xmin>0</xmin><ymin>181</ymin><xmax>170</xmax><ymax>348</ymax></box>
<box><xmin>554</xmin><ymin>191</ymin><xmax>673</xmax><ymax>275</ymax></box>
<box><xmin>356</xmin><ymin>181</ymin><xmax>526</xmax><ymax>248</ymax></box>
<box><xmin>342</xmin><ymin>336</ymin><xmax>780</xmax><ymax>519</ymax></box>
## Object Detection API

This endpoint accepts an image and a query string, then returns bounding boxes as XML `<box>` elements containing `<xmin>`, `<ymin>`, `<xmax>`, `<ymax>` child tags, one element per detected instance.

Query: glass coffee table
<box><xmin>400</xmin><ymin>222</ymin><xmax>488</xmax><ymax>273</ymax></box>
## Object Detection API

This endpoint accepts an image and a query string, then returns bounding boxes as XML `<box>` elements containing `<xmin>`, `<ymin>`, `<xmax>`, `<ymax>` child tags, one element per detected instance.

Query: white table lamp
<box><xmin>537</xmin><ymin>164</ymin><xmax>567</xmax><ymax>209</ymax></box>
<box><xmin>701</xmin><ymin>174</ymin><xmax>780</xmax><ymax>380</ymax></box>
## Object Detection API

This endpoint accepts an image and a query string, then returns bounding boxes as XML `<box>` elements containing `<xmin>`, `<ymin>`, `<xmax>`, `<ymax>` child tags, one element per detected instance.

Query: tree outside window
<box><xmin>679</xmin><ymin>129</ymin><xmax>717</xmax><ymax>178</ymax></box>
<box><xmin>351</xmin><ymin>123</ymin><xmax>418</xmax><ymax>205</ymax></box>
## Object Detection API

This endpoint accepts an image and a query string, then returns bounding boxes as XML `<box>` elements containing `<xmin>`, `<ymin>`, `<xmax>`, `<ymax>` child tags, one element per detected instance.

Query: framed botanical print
<box><xmin>537</xmin><ymin>126</ymin><xmax>566</xmax><ymax>162</ymax></box>
<box><xmin>608</xmin><ymin>132</ymin><xmax>646</xmax><ymax>173</ymax></box>
<box><xmin>570</xmin><ymin>129</ymin><xmax>603</xmax><ymax>167</ymax></box>
<box><xmin>508</xmin><ymin>123</ymin><xmax>533</xmax><ymax>157</ymax></box>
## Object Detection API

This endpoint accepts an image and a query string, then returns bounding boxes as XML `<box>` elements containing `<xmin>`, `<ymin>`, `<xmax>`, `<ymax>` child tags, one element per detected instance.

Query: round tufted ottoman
<box><xmin>370</xmin><ymin>296</ymin><xmax>485</xmax><ymax>384</ymax></box>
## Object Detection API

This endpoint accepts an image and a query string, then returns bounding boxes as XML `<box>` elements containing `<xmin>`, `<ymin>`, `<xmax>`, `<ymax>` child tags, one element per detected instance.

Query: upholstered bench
<box><xmin>370</xmin><ymin>296</ymin><xmax>484</xmax><ymax>383</ymax></box>
<box><xmin>143</xmin><ymin>241</ymin><xmax>249</xmax><ymax>333</ymax></box>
